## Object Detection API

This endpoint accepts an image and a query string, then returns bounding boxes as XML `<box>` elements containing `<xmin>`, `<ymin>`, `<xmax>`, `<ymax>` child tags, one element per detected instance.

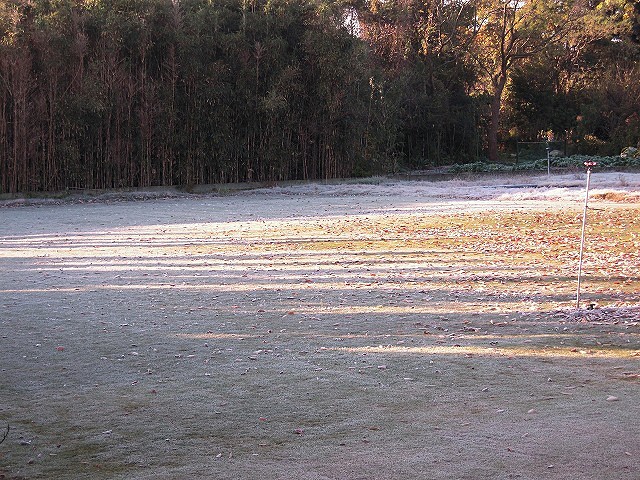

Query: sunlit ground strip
<box><xmin>0</xmin><ymin>243</ymin><xmax>475</xmax><ymax>259</ymax></box>
<box><xmin>0</xmin><ymin>215</ymin><xmax>420</xmax><ymax>244</ymax></box>
<box><xmin>337</xmin><ymin>345</ymin><xmax>640</xmax><ymax>358</ymax></box>
<box><xmin>174</xmin><ymin>332</ymin><xmax>640</xmax><ymax>358</ymax></box>
<box><xmin>0</xmin><ymin>279</ymin><xmax>534</xmax><ymax>291</ymax></box>
<box><xmin>177</xmin><ymin>332</ymin><xmax>640</xmax><ymax>341</ymax></box>
<box><xmin>0</xmin><ymin>283</ymin><xmax>483</xmax><ymax>294</ymax></box>
<box><xmin>13</xmin><ymin>258</ymin><xmax>532</xmax><ymax>270</ymax></box>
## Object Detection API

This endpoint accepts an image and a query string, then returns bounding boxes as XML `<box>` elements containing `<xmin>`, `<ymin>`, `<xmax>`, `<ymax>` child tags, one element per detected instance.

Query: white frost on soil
<box><xmin>253</xmin><ymin>172</ymin><xmax>640</xmax><ymax>202</ymax></box>
<box><xmin>1</xmin><ymin>172</ymin><xmax>639</xmax><ymax>210</ymax></box>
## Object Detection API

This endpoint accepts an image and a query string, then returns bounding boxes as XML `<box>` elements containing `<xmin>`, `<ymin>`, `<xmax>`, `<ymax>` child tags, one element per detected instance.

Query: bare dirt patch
<box><xmin>1</xmin><ymin>179</ymin><xmax>639</xmax><ymax>479</ymax></box>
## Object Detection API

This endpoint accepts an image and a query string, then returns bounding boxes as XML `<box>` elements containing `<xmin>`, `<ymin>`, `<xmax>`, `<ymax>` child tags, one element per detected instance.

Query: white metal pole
<box><xmin>576</xmin><ymin>162</ymin><xmax>596</xmax><ymax>309</ymax></box>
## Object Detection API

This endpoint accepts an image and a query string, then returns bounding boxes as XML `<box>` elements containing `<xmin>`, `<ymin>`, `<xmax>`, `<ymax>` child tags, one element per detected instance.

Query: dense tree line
<box><xmin>1</xmin><ymin>0</ymin><xmax>638</xmax><ymax>193</ymax></box>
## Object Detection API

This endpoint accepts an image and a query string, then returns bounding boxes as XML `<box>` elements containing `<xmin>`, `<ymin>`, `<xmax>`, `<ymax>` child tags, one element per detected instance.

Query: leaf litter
<box><xmin>0</xmin><ymin>174</ymin><xmax>639</xmax><ymax>479</ymax></box>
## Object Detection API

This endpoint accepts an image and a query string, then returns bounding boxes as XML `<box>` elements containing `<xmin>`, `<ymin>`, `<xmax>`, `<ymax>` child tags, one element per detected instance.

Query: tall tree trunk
<box><xmin>0</xmin><ymin>53</ymin><xmax>9</xmax><ymax>193</ymax></box>
<box><xmin>488</xmin><ymin>75</ymin><xmax>506</xmax><ymax>163</ymax></box>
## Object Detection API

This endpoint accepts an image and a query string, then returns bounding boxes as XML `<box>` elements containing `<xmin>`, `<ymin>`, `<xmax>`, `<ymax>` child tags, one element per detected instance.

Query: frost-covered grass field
<box><xmin>1</xmin><ymin>172</ymin><xmax>639</xmax><ymax>479</ymax></box>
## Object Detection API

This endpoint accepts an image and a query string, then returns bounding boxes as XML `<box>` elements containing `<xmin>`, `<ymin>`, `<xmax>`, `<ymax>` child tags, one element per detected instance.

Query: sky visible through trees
<box><xmin>1</xmin><ymin>0</ymin><xmax>639</xmax><ymax>193</ymax></box>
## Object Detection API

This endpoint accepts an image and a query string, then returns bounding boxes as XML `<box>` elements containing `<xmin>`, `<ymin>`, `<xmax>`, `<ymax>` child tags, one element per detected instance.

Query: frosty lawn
<box><xmin>1</xmin><ymin>174</ymin><xmax>639</xmax><ymax>479</ymax></box>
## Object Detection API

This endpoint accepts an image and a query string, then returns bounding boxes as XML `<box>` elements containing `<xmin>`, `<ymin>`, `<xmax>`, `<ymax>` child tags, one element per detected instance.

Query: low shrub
<box><xmin>448</xmin><ymin>155</ymin><xmax>640</xmax><ymax>173</ymax></box>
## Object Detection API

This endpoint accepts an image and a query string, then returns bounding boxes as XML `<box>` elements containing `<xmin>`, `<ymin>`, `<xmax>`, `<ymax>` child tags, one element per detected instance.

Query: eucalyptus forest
<box><xmin>1</xmin><ymin>0</ymin><xmax>639</xmax><ymax>193</ymax></box>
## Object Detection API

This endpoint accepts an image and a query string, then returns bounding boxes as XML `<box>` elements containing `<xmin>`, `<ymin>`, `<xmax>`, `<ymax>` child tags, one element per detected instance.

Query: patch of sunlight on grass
<box><xmin>339</xmin><ymin>344</ymin><xmax>640</xmax><ymax>358</ymax></box>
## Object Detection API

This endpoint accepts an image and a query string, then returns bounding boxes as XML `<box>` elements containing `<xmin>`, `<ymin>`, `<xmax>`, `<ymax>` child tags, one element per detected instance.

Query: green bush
<box><xmin>448</xmin><ymin>155</ymin><xmax>640</xmax><ymax>173</ymax></box>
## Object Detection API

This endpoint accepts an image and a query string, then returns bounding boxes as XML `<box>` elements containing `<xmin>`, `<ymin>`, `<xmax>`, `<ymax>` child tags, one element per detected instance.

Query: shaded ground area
<box><xmin>1</xmin><ymin>176</ymin><xmax>639</xmax><ymax>479</ymax></box>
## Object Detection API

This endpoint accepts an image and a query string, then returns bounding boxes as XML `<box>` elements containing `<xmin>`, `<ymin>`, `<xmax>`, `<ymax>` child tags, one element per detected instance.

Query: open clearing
<box><xmin>1</xmin><ymin>173</ymin><xmax>639</xmax><ymax>479</ymax></box>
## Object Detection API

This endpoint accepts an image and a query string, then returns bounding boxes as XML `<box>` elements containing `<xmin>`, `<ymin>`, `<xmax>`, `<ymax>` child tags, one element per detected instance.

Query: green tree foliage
<box><xmin>505</xmin><ymin>0</ymin><xmax>640</xmax><ymax>155</ymax></box>
<box><xmin>0</xmin><ymin>0</ymin><xmax>638</xmax><ymax>193</ymax></box>
<box><xmin>357</xmin><ymin>0</ymin><xmax>481</xmax><ymax>166</ymax></box>
<box><xmin>0</xmin><ymin>0</ymin><xmax>375</xmax><ymax>192</ymax></box>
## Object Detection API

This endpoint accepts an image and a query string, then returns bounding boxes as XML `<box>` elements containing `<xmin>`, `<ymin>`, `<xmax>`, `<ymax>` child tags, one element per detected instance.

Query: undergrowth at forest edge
<box><xmin>449</xmin><ymin>155</ymin><xmax>640</xmax><ymax>173</ymax></box>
